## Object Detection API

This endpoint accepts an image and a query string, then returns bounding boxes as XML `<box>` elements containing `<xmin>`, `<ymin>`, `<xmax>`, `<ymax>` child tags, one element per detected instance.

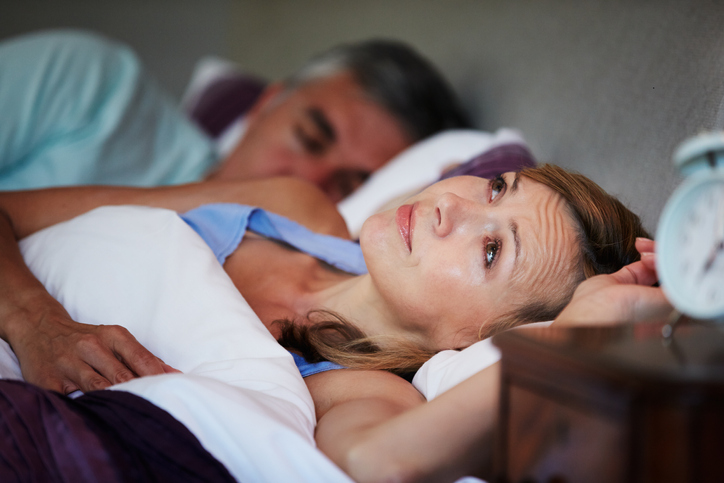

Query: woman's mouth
<box><xmin>396</xmin><ymin>204</ymin><xmax>415</xmax><ymax>252</ymax></box>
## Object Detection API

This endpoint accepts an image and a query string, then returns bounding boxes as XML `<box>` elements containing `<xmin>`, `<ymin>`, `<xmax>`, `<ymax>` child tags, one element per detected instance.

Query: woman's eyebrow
<box><xmin>510</xmin><ymin>220</ymin><xmax>521</xmax><ymax>271</ymax></box>
<box><xmin>510</xmin><ymin>171</ymin><xmax>521</xmax><ymax>193</ymax></box>
<box><xmin>307</xmin><ymin>108</ymin><xmax>336</xmax><ymax>142</ymax></box>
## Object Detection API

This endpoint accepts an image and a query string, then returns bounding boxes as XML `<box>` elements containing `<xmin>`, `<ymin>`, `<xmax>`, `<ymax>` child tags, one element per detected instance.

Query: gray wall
<box><xmin>4</xmin><ymin>0</ymin><xmax>723</xmax><ymax>233</ymax></box>
<box><xmin>0</xmin><ymin>0</ymin><xmax>233</xmax><ymax>97</ymax></box>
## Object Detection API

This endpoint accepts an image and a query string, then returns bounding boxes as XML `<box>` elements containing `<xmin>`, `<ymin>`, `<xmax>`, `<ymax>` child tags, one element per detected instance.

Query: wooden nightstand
<box><xmin>492</xmin><ymin>321</ymin><xmax>724</xmax><ymax>483</ymax></box>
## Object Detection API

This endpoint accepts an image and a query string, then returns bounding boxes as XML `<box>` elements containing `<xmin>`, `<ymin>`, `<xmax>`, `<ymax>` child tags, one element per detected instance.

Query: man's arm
<box><xmin>1</xmin><ymin>177</ymin><xmax>349</xmax><ymax>239</ymax></box>
<box><xmin>306</xmin><ymin>365</ymin><xmax>498</xmax><ymax>483</ymax></box>
<box><xmin>0</xmin><ymin>177</ymin><xmax>347</xmax><ymax>393</ymax></box>
<box><xmin>0</xmin><ymin>209</ymin><xmax>176</xmax><ymax>393</ymax></box>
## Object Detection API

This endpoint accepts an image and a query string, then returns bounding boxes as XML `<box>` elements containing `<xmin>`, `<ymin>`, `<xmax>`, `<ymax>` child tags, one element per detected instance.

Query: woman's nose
<box><xmin>434</xmin><ymin>192</ymin><xmax>479</xmax><ymax>238</ymax></box>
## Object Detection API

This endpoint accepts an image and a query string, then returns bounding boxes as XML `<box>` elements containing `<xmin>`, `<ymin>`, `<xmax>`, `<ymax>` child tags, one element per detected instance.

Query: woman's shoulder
<box><xmin>304</xmin><ymin>368</ymin><xmax>425</xmax><ymax>420</ymax></box>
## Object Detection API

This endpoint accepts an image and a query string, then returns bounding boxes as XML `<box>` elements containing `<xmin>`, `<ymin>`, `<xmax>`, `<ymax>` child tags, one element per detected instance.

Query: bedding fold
<box><xmin>0</xmin><ymin>380</ymin><xmax>235</xmax><ymax>482</ymax></box>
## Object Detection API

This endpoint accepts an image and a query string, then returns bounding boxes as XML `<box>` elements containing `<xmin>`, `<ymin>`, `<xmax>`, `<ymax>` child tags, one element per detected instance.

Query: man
<box><xmin>0</xmin><ymin>30</ymin><xmax>470</xmax><ymax>201</ymax></box>
<box><xmin>0</xmin><ymin>29</ymin><xmax>471</xmax><ymax>395</ymax></box>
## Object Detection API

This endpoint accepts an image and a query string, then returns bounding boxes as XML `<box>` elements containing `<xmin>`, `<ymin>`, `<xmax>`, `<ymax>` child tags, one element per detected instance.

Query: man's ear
<box><xmin>246</xmin><ymin>82</ymin><xmax>286</xmax><ymax>120</ymax></box>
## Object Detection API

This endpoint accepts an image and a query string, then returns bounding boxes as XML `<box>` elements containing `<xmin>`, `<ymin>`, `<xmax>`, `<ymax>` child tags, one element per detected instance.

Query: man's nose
<box><xmin>434</xmin><ymin>192</ymin><xmax>482</xmax><ymax>238</ymax></box>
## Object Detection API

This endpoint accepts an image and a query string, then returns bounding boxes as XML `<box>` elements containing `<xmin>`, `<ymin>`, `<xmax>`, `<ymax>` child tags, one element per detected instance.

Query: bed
<box><xmin>0</xmin><ymin>129</ymin><xmax>538</xmax><ymax>482</ymax></box>
<box><xmin>0</xmin><ymin>33</ymin><xmax>539</xmax><ymax>479</ymax></box>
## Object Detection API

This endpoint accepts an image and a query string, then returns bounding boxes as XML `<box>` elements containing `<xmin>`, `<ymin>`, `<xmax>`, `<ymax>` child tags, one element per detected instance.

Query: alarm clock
<box><xmin>656</xmin><ymin>131</ymin><xmax>724</xmax><ymax>320</ymax></box>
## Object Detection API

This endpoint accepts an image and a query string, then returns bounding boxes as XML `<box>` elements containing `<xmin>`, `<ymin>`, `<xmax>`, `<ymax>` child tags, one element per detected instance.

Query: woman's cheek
<box><xmin>419</xmin><ymin>264</ymin><xmax>466</xmax><ymax>301</ymax></box>
<box><xmin>425</xmin><ymin>250</ymin><xmax>483</xmax><ymax>287</ymax></box>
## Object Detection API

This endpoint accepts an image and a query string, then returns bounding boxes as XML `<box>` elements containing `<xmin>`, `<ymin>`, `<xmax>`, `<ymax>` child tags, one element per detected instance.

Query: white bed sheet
<box><xmin>1</xmin><ymin>205</ymin><xmax>352</xmax><ymax>483</ymax></box>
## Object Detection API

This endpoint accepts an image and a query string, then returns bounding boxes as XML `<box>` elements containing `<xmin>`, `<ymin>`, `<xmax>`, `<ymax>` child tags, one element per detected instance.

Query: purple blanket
<box><xmin>0</xmin><ymin>380</ymin><xmax>235</xmax><ymax>482</ymax></box>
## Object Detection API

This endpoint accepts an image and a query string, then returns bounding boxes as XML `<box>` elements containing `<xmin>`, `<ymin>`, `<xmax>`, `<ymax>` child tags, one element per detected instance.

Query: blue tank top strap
<box><xmin>290</xmin><ymin>352</ymin><xmax>344</xmax><ymax>378</ymax></box>
<box><xmin>180</xmin><ymin>203</ymin><xmax>367</xmax><ymax>275</ymax></box>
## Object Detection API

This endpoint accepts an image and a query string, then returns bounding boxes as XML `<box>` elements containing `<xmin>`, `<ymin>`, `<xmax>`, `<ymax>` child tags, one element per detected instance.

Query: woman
<box><xmin>0</xmin><ymin>165</ymin><xmax>668</xmax><ymax>481</ymax></box>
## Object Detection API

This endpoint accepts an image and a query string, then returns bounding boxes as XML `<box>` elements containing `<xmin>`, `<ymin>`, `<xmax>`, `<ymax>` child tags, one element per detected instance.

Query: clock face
<box><xmin>656</xmin><ymin>172</ymin><xmax>724</xmax><ymax>319</ymax></box>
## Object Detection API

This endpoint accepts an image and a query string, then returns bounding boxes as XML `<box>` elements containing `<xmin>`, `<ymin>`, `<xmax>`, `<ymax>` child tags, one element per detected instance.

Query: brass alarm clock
<box><xmin>656</xmin><ymin>132</ymin><xmax>724</xmax><ymax>320</ymax></box>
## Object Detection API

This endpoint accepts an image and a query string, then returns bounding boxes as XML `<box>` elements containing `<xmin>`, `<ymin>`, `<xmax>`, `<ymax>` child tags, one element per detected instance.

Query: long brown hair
<box><xmin>278</xmin><ymin>164</ymin><xmax>649</xmax><ymax>374</ymax></box>
<box><xmin>522</xmin><ymin>164</ymin><xmax>650</xmax><ymax>277</ymax></box>
<box><xmin>482</xmin><ymin>164</ymin><xmax>650</xmax><ymax>338</ymax></box>
<box><xmin>276</xmin><ymin>310</ymin><xmax>435</xmax><ymax>376</ymax></box>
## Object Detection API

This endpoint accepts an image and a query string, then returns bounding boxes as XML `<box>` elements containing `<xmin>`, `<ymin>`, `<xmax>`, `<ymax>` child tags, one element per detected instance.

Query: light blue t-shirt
<box><xmin>0</xmin><ymin>30</ymin><xmax>217</xmax><ymax>190</ymax></box>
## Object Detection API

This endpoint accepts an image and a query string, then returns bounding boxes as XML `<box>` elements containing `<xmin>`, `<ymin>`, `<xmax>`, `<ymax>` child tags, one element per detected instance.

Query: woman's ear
<box><xmin>246</xmin><ymin>82</ymin><xmax>286</xmax><ymax>119</ymax></box>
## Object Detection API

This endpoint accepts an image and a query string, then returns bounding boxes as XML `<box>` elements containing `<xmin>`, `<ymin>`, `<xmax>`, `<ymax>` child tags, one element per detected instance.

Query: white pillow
<box><xmin>412</xmin><ymin>339</ymin><xmax>501</xmax><ymax>401</ymax></box>
<box><xmin>18</xmin><ymin>206</ymin><xmax>306</xmax><ymax>390</ymax></box>
<box><xmin>337</xmin><ymin>128</ymin><xmax>527</xmax><ymax>238</ymax></box>
<box><xmin>412</xmin><ymin>321</ymin><xmax>553</xmax><ymax>400</ymax></box>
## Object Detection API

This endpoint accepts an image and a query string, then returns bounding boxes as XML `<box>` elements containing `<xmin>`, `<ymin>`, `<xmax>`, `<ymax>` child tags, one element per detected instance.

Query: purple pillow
<box><xmin>188</xmin><ymin>74</ymin><xmax>267</xmax><ymax>138</ymax></box>
<box><xmin>438</xmin><ymin>142</ymin><xmax>537</xmax><ymax>180</ymax></box>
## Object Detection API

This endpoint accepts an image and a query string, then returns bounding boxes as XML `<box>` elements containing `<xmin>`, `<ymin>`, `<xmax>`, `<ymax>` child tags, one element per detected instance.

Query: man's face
<box><xmin>208</xmin><ymin>72</ymin><xmax>412</xmax><ymax>202</ymax></box>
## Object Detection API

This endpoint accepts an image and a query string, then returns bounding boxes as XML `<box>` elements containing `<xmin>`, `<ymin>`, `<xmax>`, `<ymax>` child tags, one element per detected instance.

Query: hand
<box><xmin>6</xmin><ymin>293</ymin><xmax>178</xmax><ymax>394</ymax></box>
<box><xmin>554</xmin><ymin>238</ymin><xmax>673</xmax><ymax>326</ymax></box>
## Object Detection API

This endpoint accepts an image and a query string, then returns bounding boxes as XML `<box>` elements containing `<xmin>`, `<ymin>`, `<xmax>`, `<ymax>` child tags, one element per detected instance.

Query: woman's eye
<box><xmin>484</xmin><ymin>240</ymin><xmax>500</xmax><ymax>268</ymax></box>
<box><xmin>489</xmin><ymin>176</ymin><xmax>507</xmax><ymax>202</ymax></box>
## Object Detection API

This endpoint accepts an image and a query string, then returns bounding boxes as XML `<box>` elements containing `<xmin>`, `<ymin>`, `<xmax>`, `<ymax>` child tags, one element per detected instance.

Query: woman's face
<box><xmin>360</xmin><ymin>173</ymin><xmax>581</xmax><ymax>350</ymax></box>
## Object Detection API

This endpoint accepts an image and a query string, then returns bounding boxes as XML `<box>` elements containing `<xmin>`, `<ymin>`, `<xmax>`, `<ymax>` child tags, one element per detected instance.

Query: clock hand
<box><xmin>700</xmin><ymin>193</ymin><xmax>724</xmax><ymax>277</ymax></box>
<box><xmin>701</xmin><ymin>239</ymin><xmax>724</xmax><ymax>275</ymax></box>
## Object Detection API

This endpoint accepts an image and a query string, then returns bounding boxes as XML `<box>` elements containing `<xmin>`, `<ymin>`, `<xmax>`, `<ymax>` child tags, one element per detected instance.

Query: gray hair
<box><xmin>285</xmin><ymin>39</ymin><xmax>472</xmax><ymax>141</ymax></box>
